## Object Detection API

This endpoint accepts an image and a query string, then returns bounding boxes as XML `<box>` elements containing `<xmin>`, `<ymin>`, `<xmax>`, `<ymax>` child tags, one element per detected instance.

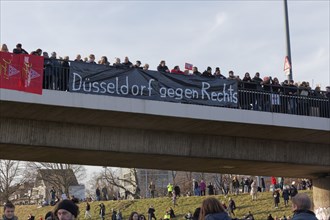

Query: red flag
<box><xmin>0</xmin><ymin>52</ymin><xmax>22</xmax><ymax>91</ymax></box>
<box><xmin>19</xmin><ymin>54</ymin><xmax>44</xmax><ymax>95</ymax></box>
<box><xmin>185</xmin><ymin>62</ymin><xmax>193</xmax><ymax>70</ymax></box>
<box><xmin>0</xmin><ymin>52</ymin><xmax>44</xmax><ymax>94</ymax></box>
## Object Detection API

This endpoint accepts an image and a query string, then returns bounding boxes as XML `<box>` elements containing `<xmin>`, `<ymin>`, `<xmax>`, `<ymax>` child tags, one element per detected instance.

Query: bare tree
<box><xmin>0</xmin><ymin>160</ymin><xmax>25</xmax><ymax>202</ymax></box>
<box><xmin>99</xmin><ymin>167</ymin><xmax>141</xmax><ymax>199</ymax></box>
<box><xmin>26</xmin><ymin>162</ymin><xmax>86</xmax><ymax>195</ymax></box>
<box><xmin>171</xmin><ymin>171</ymin><xmax>177</xmax><ymax>185</ymax></box>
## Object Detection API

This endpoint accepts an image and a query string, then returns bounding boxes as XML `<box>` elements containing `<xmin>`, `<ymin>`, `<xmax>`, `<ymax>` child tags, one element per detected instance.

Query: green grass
<box><xmin>1</xmin><ymin>190</ymin><xmax>312</xmax><ymax>220</ymax></box>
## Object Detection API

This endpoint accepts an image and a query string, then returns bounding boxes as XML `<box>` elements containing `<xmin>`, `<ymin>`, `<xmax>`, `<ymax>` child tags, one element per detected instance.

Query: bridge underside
<box><xmin>1</xmin><ymin>90</ymin><xmax>329</xmax><ymax>178</ymax></box>
<box><xmin>0</xmin><ymin>143</ymin><xmax>328</xmax><ymax>178</ymax></box>
<box><xmin>1</xmin><ymin>116</ymin><xmax>329</xmax><ymax>178</ymax></box>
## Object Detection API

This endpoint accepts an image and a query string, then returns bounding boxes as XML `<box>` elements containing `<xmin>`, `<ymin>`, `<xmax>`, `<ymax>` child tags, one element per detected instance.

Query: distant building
<box><xmin>31</xmin><ymin>169</ymin><xmax>81</xmax><ymax>204</ymax></box>
<box><xmin>119</xmin><ymin>168</ymin><xmax>173</xmax><ymax>199</ymax></box>
<box><xmin>9</xmin><ymin>182</ymin><xmax>34</xmax><ymax>205</ymax></box>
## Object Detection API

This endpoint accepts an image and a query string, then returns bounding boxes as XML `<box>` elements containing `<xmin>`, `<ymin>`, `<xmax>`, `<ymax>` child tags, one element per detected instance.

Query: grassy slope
<box><xmin>1</xmin><ymin>190</ymin><xmax>312</xmax><ymax>220</ymax></box>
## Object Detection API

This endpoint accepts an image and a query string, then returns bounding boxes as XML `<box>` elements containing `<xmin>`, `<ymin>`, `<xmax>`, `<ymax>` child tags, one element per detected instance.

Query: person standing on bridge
<box><xmin>157</xmin><ymin>60</ymin><xmax>170</xmax><ymax>73</ymax></box>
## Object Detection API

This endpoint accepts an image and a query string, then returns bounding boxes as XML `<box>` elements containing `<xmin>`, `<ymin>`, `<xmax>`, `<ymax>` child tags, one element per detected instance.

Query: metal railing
<box><xmin>42</xmin><ymin>59</ymin><xmax>330</xmax><ymax>118</ymax></box>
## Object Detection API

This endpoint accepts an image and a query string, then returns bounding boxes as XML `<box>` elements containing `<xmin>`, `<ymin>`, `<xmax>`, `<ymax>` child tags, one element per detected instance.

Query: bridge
<box><xmin>0</xmin><ymin>86</ymin><xmax>329</xmax><ymax>216</ymax></box>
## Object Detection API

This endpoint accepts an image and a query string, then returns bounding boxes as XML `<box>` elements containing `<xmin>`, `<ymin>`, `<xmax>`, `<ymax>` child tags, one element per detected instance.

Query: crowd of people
<box><xmin>1</xmin><ymin>191</ymin><xmax>318</xmax><ymax>220</ymax></box>
<box><xmin>1</xmin><ymin>43</ymin><xmax>329</xmax><ymax>118</ymax></box>
<box><xmin>1</xmin><ymin>43</ymin><xmax>329</xmax><ymax>95</ymax></box>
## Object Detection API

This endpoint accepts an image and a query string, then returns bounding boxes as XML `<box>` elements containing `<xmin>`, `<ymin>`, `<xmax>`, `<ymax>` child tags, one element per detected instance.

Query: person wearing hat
<box><xmin>54</xmin><ymin>200</ymin><xmax>79</xmax><ymax>220</ymax></box>
<box><xmin>13</xmin><ymin>43</ymin><xmax>28</xmax><ymax>54</ymax></box>
<box><xmin>214</xmin><ymin>67</ymin><xmax>226</xmax><ymax>79</ymax></box>
<box><xmin>45</xmin><ymin>211</ymin><xmax>55</xmax><ymax>220</ymax></box>
<box><xmin>134</xmin><ymin>60</ymin><xmax>142</xmax><ymax>69</ymax></box>
<box><xmin>202</xmin><ymin>67</ymin><xmax>213</xmax><ymax>77</ymax></box>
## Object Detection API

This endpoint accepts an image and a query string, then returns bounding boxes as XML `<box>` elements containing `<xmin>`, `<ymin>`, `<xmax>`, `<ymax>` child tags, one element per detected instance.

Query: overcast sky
<box><xmin>1</xmin><ymin>0</ymin><xmax>329</xmax><ymax>89</ymax></box>
<box><xmin>1</xmin><ymin>1</ymin><xmax>329</xmax><ymax>181</ymax></box>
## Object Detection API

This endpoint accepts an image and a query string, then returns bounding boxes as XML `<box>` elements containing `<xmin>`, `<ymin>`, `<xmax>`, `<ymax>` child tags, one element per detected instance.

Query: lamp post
<box><xmin>284</xmin><ymin>0</ymin><xmax>293</xmax><ymax>81</ymax></box>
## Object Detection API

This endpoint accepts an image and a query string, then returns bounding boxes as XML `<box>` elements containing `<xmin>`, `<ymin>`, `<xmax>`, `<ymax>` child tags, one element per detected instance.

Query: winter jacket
<box><xmin>292</xmin><ymin>210</ymin><xmax>317</xmax><ymax>220</ymax></box>
<box><xmin>157</xmin><ymin>65</ymin><xmax>169</xmax><ymax>73</ymax></box>
<box><xmin>205</xmin><ymin>212</ymin><xmax>231</xmax><ymax>220</ymax></box>
<box><xmin>282</xmin><ymin>189</ymin><xmax>290</xmax><ymax>200</ymax></box>
<box><xmin>1</xmin><ymin>215</ymin><xmax>18</xmax><ymax>220</ymax></box>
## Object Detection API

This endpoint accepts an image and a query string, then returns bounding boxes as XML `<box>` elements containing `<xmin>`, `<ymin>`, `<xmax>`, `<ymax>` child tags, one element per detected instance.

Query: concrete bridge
<box><xmin>0</xmin><ymin>88</ymin><xmax>329</xmax><ymax>215</ymax></box>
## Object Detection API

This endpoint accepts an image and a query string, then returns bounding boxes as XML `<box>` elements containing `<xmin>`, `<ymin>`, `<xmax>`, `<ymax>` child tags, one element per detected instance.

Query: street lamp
<box><xmin>284</xmin><ymin>0</ymin><xmax>293</xmax><ymax>81</ymax></box>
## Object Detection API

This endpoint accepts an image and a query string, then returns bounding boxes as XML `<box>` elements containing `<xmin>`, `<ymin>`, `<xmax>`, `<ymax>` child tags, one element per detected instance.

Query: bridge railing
<box><xmin>42</xmin><ymin>59</ymin><xmax>330</xmax><ymax>118</ymax></box>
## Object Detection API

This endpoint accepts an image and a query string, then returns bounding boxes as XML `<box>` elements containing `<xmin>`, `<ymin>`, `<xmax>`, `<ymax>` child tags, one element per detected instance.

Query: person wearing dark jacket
<box><xmin>192</xmin><ymin>66</ymin><xmax>201</xmax><ymax>76</ymax></box>
<box><xmin>99</xmin><ymin>203</ymin><xmax>106</xmax><ymax>220</ymax></box>
<box><xmin>202</xmin><ymin>67</ymin><xmax>213</xmax><ymax>77</ymax></box>
<box><xmin>30</xmin><ymin>48</ymin><xmax>42</xmax><ymax>56</ymax></box>
<box><xmin>290</xmin><ymin>181</ymin><xmax>298</xmax><ymax>198</ymax></box>
<box><xmin>111</xmin><ymin>209</ymin><xmax>117</xmax><ymax>220</ymax></box>
<box><xmin>192</xmin><ymin>208</ymin><xmax>200</xmax><ymax>220</ymax></box>
<box><xmin>267</xmin><ymin>214</ymin><xmax>274</xmax><ymax>220</ymax></box>
<box><xmin>60</xmin><ymin>56</ymin><xmax>70</xmax><ymax>91</ymax></box>
<box><xmin>148</xmin><ymin>206</ymin><xmax>156</xmax><ymax>220</ymax></box>
<box><xmin>122</xmin><ymin>56</ymin><xmax>133</xmax><ymax>68</ymax></box>
<box><xmin>134</xmin><ymin>60</ymin><xmax>143</xmax><ymax>69</ymax></box>
<box><xmin>174</xmin><ymin>185</ymin><xmax>181</xmax><ymax>197</ymax></box>
<box><xmin>1</xmin><ymin>202</ymin><xmax>18</xmax><ymax>220</ymax></box>
<box><xmin>214</xmin><ymin>67</ymin><xmax>226</xmax><ymax>79</ymax></box>
<box><xmin>13</xmin><ymin>43</ymin><xmax>28</xmax><ymax>54</ymax></box>
<box><xmin>54</xmin><ymin>200</ymin><xmax>79</xmax><ymax>220</ymax></box>
<box><xmin>199</xmin><ymin>197</ymin><xmax>231</xmax><ymax>220</ymax></box>
<box><xmin>157</xmin><ymin>60</ymin><xmax>170</xmax><ymax>73</ymax></box>
<box><xmin>282</xmin><ymin>186</ymin><xmax>290</xmax><ymax>207</ymax></box>
<box><xmin>228</xmin><ymin>197</ymin><xmax>236</xmax><ymax>217</ymax></box>
<box><xmin>242</xmin><ymin>72</ymin><xmax>255</xmax><ymax>89</ymax></box>
<box><xmin>244</xmin><ymin>211</ymin><xmax>254</xmax><ymax>220</ymax></box>
<box><xmin>96</xmin><ymin>187</ymin><xmax>101</xmax><ymax>201</ymax></box>
<box><xmin>291</xmin><ymin>193</ymin><xmax>317</xmax><ymax>220</ymax></box>
<box><xmin>207</xmin><ymin>183</ymin><xmax>214</xmax><ymax>195</ymax></box>
<box><xmin>273</xmin><ymin>189</ymin><xmax>280</xmax><ymax>208</ymax></box>
<box><xmin>252</xmin><ymin>72</ymin><xmax>262</xmax><ymax>85</ymax></box>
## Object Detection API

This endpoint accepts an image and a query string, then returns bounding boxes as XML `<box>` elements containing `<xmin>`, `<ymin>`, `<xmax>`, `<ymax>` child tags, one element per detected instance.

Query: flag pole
<box><xmin>284</xmin><ymin>0</ymin><xmax>293</xmax><ymax>81</ymax></box>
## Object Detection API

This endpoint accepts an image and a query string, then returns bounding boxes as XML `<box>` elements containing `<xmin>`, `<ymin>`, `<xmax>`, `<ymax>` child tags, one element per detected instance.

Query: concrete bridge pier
<box><xmin>313</xmin><ymin>176</ymin><xmax>330</xmax><ymax>219</ymax></box>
